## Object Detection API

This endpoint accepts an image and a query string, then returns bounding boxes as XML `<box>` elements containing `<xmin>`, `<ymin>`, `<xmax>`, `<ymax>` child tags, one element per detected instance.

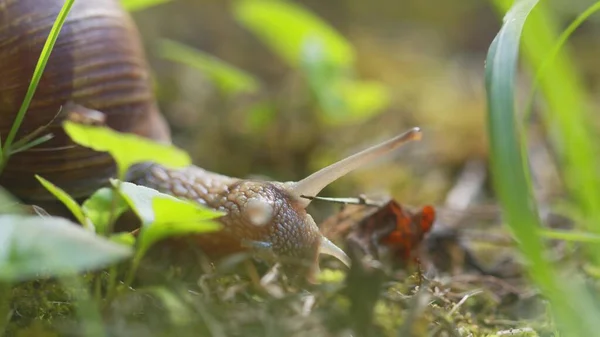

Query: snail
<box><xmin>127</xmin><ymin>128</ymin><xmax>422</xmax><ymax>280</ymax></box>
<box><xmin>0</xmin><ymin>0</ymin><xmax>425</xmax><ymax>281</ymax></box>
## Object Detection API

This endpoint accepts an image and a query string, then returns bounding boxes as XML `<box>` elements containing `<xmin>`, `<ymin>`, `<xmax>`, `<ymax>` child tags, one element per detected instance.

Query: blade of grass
<box><xmin>539</xmin><ymin>229</ymin><xmax>600</xmax><ymax>244</ymax></box>
<box><xmin>9</xmin><ymin>134</ymin><xmax>54</xmax><ymax>155</ymax></box>
<box><xmin>60</xmin><ymin>276</ymin><xmax>106</xmax><ymax>337</ymax></box>
<box><xmin>486</xmin><ymin>0</ymin><xmax>549</xmax><ymax>293</ymax></box>
<box><xmin>0</xmin><ymin>282</ymin><xmax>10</xmax><ymax>335</ymax></box>
<box><xmin>0</xmin><ymin>0</ymin><xmax>75</xmax><ymax>172</ymax></box>
<box><xmin>121</xmin><ymin>0</ymin><xmax>173</xmax><ymax>12</ymax></box>
<box><xmin>157</xmin><ymin>39</ymin><xmax>260</xmax><ymax>96</ymax></box>
<box><xmin>495</xmin><ymin>0</ymin><xmax>600</xmax><ymax>239</ymax></box>
<box><xmin>486</xmin><ymin>0</ymin><xmax>600</xmax><ymax>334</ymax></box>
<box><xmin>8</xmin><ymin>107</ymin><xmax>62</xmax><ymax>153</ymax></box>
<box><xmin>525</xmin><ymin>1</ymin><xmax>600</xmax><ymax>118</ymax></box>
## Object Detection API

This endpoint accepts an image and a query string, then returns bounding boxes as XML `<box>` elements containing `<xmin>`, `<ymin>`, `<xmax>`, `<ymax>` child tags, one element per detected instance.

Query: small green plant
<box><xmin>0</xmin><ymin>120</ymin><xmax>224</xmax><ymax>335</ymax></box>
<box><xmin>0</xmin><ymin>0</ymin><xmax>225</xmax><ymax>321</ymax></box>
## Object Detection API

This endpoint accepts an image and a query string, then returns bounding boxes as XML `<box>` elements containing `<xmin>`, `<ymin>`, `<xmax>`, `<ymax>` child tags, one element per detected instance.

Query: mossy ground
<box><xmin>4</xmin><ymin>237</ymin><xmax>558</xmax><ymax>337</ymax></box>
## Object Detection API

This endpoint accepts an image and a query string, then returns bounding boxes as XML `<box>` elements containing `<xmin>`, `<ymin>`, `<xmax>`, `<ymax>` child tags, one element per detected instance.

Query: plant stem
<box><xmin>0</xmin><ymin>282</ymin><xmax>12</xmax><ymax>335</ymax></box>
<box><xmin>60</xmin><ymin>276</ymin><xmax>106</xmax><ymax>337</ymax></box>
<box><xmin>0</xmin><ymin>0</ymin><xmax>75</xmax><ymax>175</ymax></box>
<box><xmin>104</xmin><ymin>265</ymin><xmax>119</xmax><ymax>306</ymax></box>
<box><xmin>123</xmin><ymin>251</ymin><xmax>143</xmax><ymax>290</ymax></box>
<box><xmin>103</xmin><ymin>182</ymin><xmax>123</xmax><ymax>236</ymax></box>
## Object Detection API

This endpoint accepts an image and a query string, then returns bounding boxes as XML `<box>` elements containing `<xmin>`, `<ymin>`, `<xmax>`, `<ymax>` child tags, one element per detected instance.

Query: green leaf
<box><xmin>121</xmin><ymin>0</ymin><xmax>172</xmax><ymax>12</ymax></box>
<box><xmin>0</xmin><ymin>187</ymin><xmax>26</xmax><ymax>215</ymax></box>
<box><xmin>234</xmin><ymin>0</ymin><xmax>354</xmax><ymax>68</ymax></box>
<box><xmin>157</xmin><ymin>39</ymin><xmax>260</xmax><ymax>96</ymax></box>
<box><xmin>245</xmin><ymin>101</ymin><xmax>277</xmax><ymax>133</ymax></box>
<box><xmin>134</xmin><ymin>196</ymin><xmax>222</xmax><ymax>269</ymax></box>
<box><xmin>539</xmin><ymin>229</ymin><xmax>600</xmax><ymax>244</ymax></box>
<box><xmin>144</xmin><ymin>287</ymin><xmax>193</xmax><ymax>326</ymax></box>
<box><xmin>0</xmin><ymin>215</ymin><xmax>132</xmax><ymax>282</ymax></box>
<box><xmin>300</xmin><ymin>36</ymin><xmax>389</xmax><ymax>125</ymax></box>
<box><xmin>110</xmin><ymin>232</ymin><xmax>136</xmax><ymax>247</ymax></box>
<box><xmin>111</xmin><ymin>180</ymin><xmax>180</xmax><ymax>225</ymax></box>
<box><xmin>82</xmin><ymin>187</ymin><xmax>130</xmax><ymax>235</ymax></box>
<box><xmin>486</xmin><ymin>0</ymin><xmax>600</xmax><ymax>334</ymax></box>
<box><xmin>35</xmin><ymin>175</ymin><xmax>90</xmax><ymax>230</ymax></box>
<box><xmin>9</xmin><ymin>133</ymin><xmax>54</xmax><ymax>155</ymax></box>
<box><xmin>116</xmin><ymin>180</ymin><xmax>223</xmax><ymax>286</ymax></box>
<box><xmin>152</xmin><ymin>196</ymin><xmax>224</xmax><ymax>224</ymax></box>
<box><xmin>486</xmin><ymin>0</ymin><xmax>545</xmax><ymax>276</ymax></box>
<box><xmin>510</xmin><ymin>0</ymin><xmax>600</xmax><ymax>238</ymax></box>
<box><xmin>63</xmin><ymin>122</ymin><xmax>191</xmax><ymax>179</ymax></box>
<box><xmin>334</xmin><ymin>80</ymin><xmax>390</xmax><ymax>124</ymax></box>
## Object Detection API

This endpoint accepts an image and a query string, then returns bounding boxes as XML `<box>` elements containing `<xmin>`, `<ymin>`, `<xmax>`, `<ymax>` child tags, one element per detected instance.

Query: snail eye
<box><xmin>245</xmin><ymin>197</ymin><xmax>274</xmax><ymax>227</ymax></box>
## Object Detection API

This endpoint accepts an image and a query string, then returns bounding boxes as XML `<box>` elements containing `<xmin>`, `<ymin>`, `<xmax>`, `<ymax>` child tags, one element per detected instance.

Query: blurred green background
<box><xmin>126</xmin><ymin>0</ymin><xmax>598</xmax><ymax>219</ymax></box>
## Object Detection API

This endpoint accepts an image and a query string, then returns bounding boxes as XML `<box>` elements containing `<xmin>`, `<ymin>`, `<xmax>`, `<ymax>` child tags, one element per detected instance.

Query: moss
<box><xmin>6</xmin><ymin>279</ymin><xmax>74</xmax><ymax>336</ymax></box>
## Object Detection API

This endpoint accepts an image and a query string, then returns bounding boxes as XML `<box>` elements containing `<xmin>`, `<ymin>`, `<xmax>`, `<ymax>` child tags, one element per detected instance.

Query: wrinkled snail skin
<box><xmin>128</xmin><ymin>128</ymin><xmax>423</xmax><ymax>280</ymax></box>
<box><xmin>0</xmin><ymin>0</ymin><xmax>170</xmax><ymax>204</ymax></box>
<box><xmin>129</xmin><ymin>163</ymin><xmax>326</xmax><ymax>279</ymax></box>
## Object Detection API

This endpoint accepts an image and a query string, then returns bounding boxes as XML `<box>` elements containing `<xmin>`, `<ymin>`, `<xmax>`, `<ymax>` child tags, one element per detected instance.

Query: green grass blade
<box><xmin>121</xmin><ymin>0</ymin><xmax>173</xmax><ymax>12</ymax></box>
<box><xmin>486</xmin><ymin>0</ymin><xmax>548</xmax><ymax>289</ymax></box>
<box><xmin>1</xmin><ymin>0</ymin><xmax>75</xmax><ymax>155</ymax></box>
<box><xmin>9</xmin><ymin>134</ymin><xmax>54</xmax><ymax>155</ymax></box>
<box><xmin>539</xmin><ymin>229</ymin><xmax>600</xmax><ymax>243</ymax></box>
<box><xmin>503</xmin><ymin>0</ymin><xmax>600</xmax><ymax>236</ymax></box>
<box><xmin>527</xmin><ymin>1</ymin><xmax>600</xmax><ymax>105</ymax></box>
<box><xmin>487</xmin><ymin>0</ymin><xmax>600</xmax><ymax>334</ymax></box>
<box><xmin>157</xmin><ymin>39</ymin><xmax>260</xmax><ymax>96</ymax></box>
<box><xmin>59</xmin><ymin>277</ymin><xmax>106</xmax><ymax>337</ymax></box>
<box><xmin>233</xmin><ymin>0</ymin><xmax>354</xmax><ymax>69</ymax></box>
<box><xmin>35</xmin><ymin>175</ymin><xmax>89</xmax><ymax>229</ymax></box>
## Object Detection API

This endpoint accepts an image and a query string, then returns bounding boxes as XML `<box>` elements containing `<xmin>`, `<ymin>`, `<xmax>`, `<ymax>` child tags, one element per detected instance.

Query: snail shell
<box><xmin>0</xmin><ymin>0</ymin><xmax>170</xmax><ymax>204</ymax></box>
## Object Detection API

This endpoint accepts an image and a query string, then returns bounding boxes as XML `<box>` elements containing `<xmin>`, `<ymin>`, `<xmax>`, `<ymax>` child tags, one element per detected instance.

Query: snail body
<box><xmin>128</xmin><ymin>128</ymin><xmax>423</xmax><ymax>279</ymax></box>
<box><xmin>0</xmin><ymin>0</ymin><xmax>425</xmax><ymax>280</ymax></box>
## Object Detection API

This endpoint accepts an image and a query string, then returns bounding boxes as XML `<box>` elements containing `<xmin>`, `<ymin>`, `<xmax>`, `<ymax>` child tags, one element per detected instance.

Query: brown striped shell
<box><xmin>0</xmin><ymin>0</ymin><xmax>170</xmax><ymax>204</ymax></box>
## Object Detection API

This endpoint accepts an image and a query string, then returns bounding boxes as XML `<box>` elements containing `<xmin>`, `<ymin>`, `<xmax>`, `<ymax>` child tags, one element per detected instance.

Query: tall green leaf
<box><xmin>35</xmin><ymin>175</ymin><xmax>90</xmax><ymax>229</ymax></box>
<box><xmin>0</xmin><ymin>187</ymin><xmax>26</xmax><ymax>215</ymax></box>
<box><xmin>497</xmin><ymin>0</ymin><xmax>600</xmax><ymax>237</ymax></box>
<box><xmin>233</xmin><ymin>0</ymin><xmax>354</xmax><ymax>68</ymax></box>
<box><xmin>121</xmin><ymin>0</ymin><xmax>173</xmax><ymax>12</ymax></box>
<box><xmin>486</xmin><ymin>0</ymin><xmax>600</xmax><ymax>334</ymax></box>
<box><xmin>82</xmin><ymin>187</ymin><xmax>131</xmax><ymax>235</ymax></box>
<box><xmin>158</xmin><ymin>39</ymin><xmax>260</xmax><ymax>96</ymax></box>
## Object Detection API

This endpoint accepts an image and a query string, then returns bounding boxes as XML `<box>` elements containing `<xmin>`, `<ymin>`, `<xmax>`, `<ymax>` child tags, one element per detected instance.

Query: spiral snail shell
<box><xmin>0</xmin><ymin>0</ymin><xmax>170</xmax><ymax>205</ymax></box>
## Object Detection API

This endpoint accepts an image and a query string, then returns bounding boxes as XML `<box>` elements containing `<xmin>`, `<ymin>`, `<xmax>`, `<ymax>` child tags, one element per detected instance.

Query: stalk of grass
<box><xmin>0</xmin><ymin>282</ymin><xmax>11</xmax><ymax>335</ymax></box>
<box><xmin>493</xmin><ymin>0</ymin><xmax>600</xmax><ymax>242</ymax></box>
<box><xmin>0</xmin><ymin>0</ymin><xmax>75</xmax><ymax>174</ymax></box>
<box><xmin>486</xmin><ymin>0</ymin><xmax>550</xmax><ymax>297</ymax></box>
<box><xmin>486</xmin><ymin>0</ymin><xmax>600</xmax><ymax>334</ymax></box>
<box><xmin>60</xmin><ymin>276</ymin><xmax>106</xmax><ymax>337</ymax></box>
<box><xmin>525</xmin><ymin>1</ymin><xmax>600</xmax><ymax>119</ymax></box>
